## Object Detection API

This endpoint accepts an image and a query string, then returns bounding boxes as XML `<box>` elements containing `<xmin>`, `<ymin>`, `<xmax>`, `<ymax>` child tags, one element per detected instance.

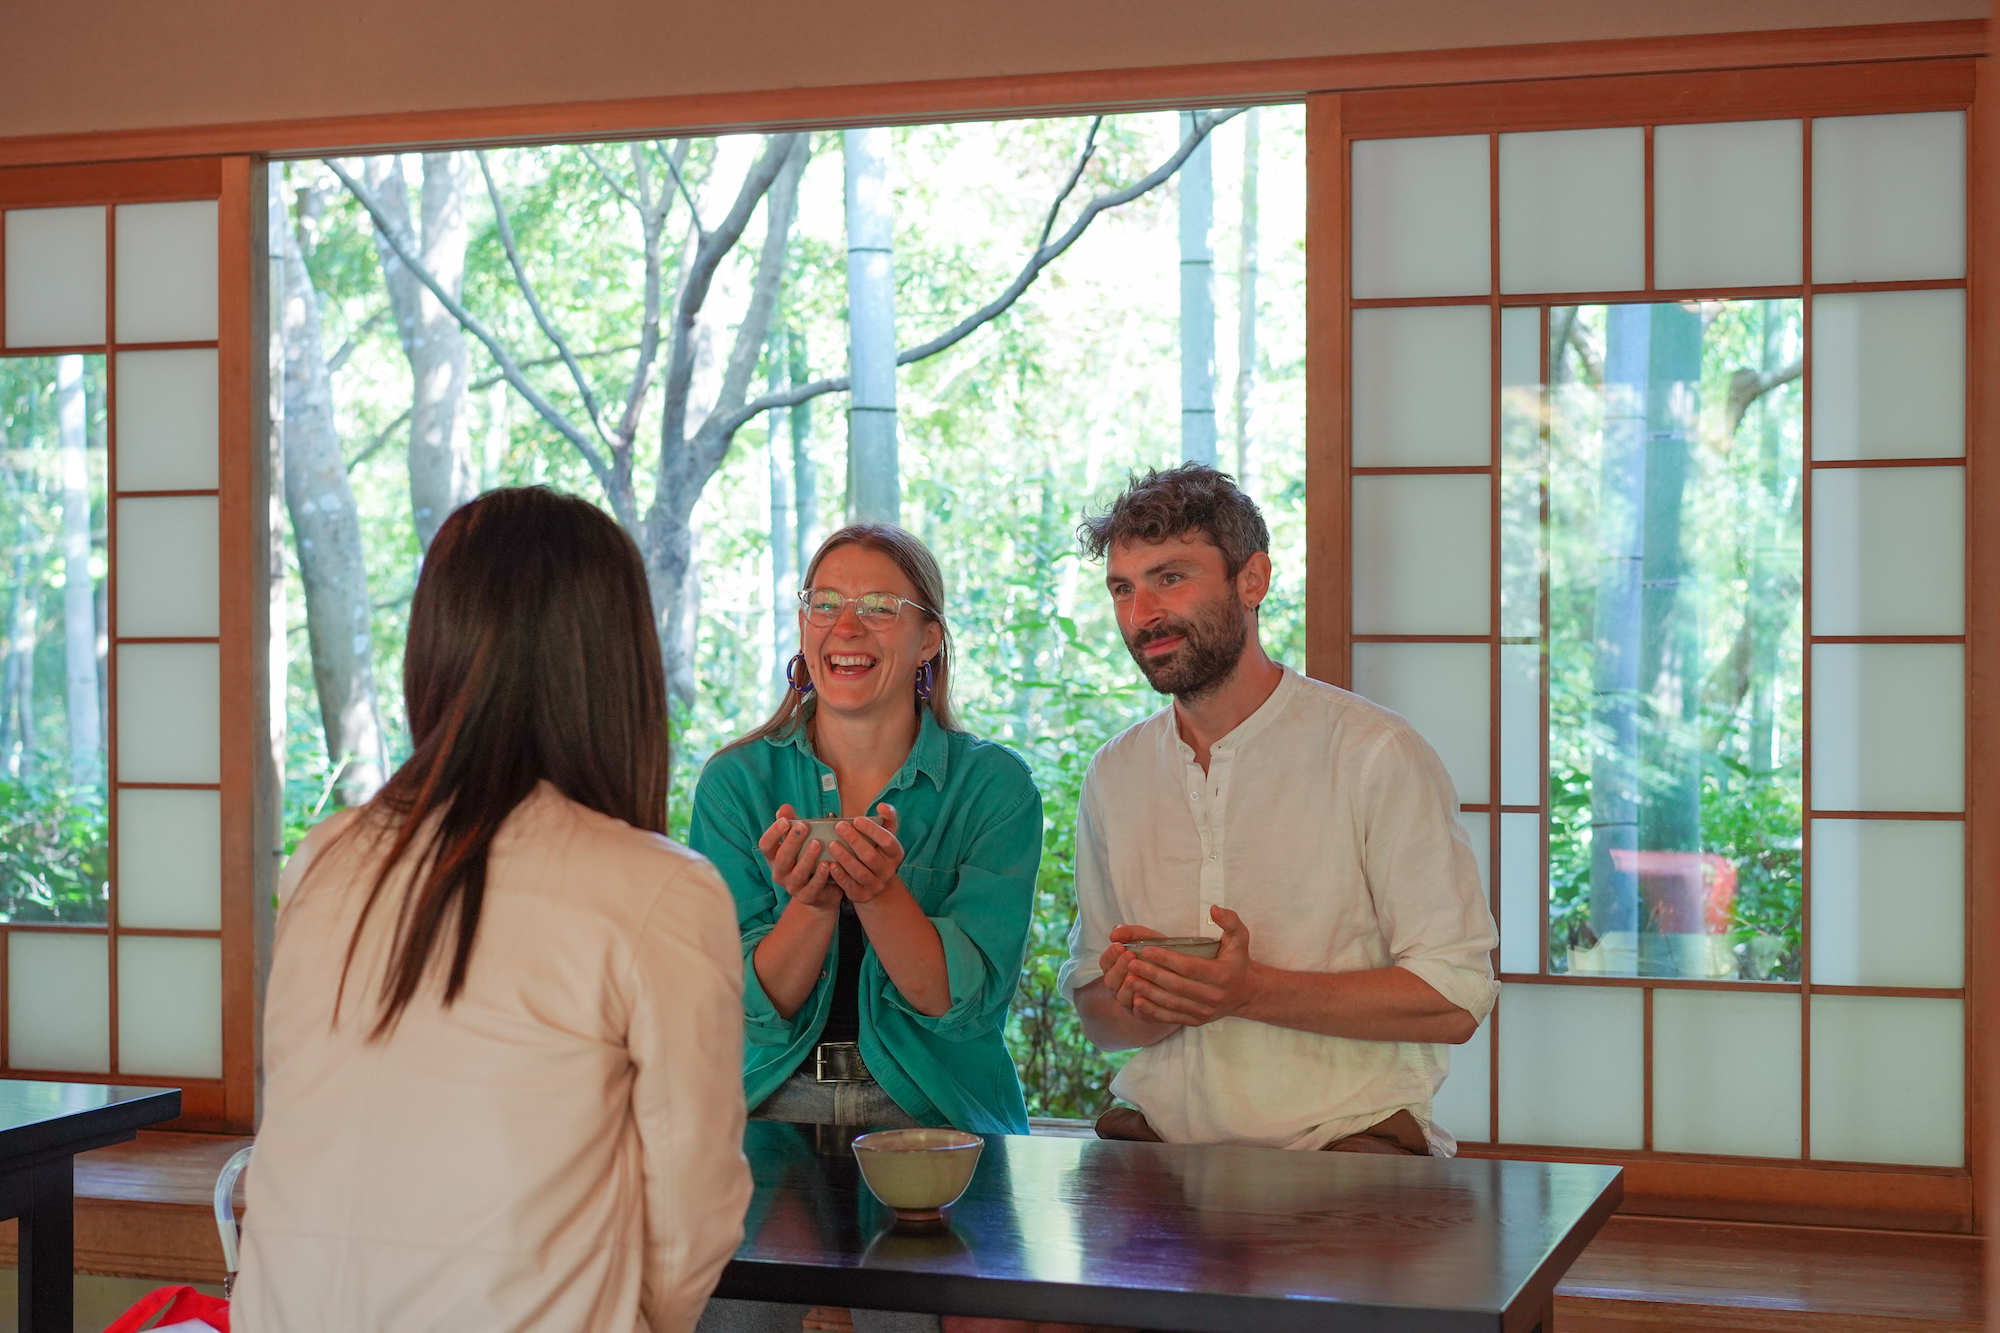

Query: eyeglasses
<box><xmin>798</xmin><ymin>588</ymin><xmax>938</xmax><ymax>627</ymax></box>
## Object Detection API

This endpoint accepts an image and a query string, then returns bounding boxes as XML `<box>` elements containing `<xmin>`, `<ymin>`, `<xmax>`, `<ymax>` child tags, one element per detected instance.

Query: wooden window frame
<box><xmin>1308</xmin><ymin>59</ymin><xmax>1987</xmax><ymax>1233</ymax></box>
<box><xmin>0</xmin><ymin>15</ymin><xmax>1981</xmax><ymax>1217</ymax></box>
<box><xmin>0</xmin><ymin>158</ymin><xmax>271</xmax><ymax>1132</ymax></box>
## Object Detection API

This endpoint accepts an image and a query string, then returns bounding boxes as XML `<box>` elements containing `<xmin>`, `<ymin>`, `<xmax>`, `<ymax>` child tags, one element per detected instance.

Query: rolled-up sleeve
<box><xmin>1359</xmin><ymin>727</ymin><xmax>1500</xmax><ymax>1024</ymax></box>
<box><xmin>1057</xmin><ymin>766</ymin><xmax>1113</xmax><ymax>1002</ymax></box>
<box><xmin>629</xmin><ymin>858</ymin><xmax>752</xmax><ymax>1333</ymax></box>
<box><xmin>687</xmin><ymin>765</ymin><xmax>813</xmax><ymax>1047</ymax></box>
<box><xmin>880</xmin><ymin>769</ymin><xmax>1042</xmax><ymax>1042</ymax></box>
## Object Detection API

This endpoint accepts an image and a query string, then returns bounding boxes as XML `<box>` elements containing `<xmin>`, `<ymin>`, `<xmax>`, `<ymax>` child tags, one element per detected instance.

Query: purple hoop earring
<box><xmin>915</xmin><ymin>658</ymin><xmax>937</xmax><ymax>701</ymax></box>
<box><xmin>787</xmin><ymin>653</ymin><xmax>815</xmax><ymax>695</ymax></box>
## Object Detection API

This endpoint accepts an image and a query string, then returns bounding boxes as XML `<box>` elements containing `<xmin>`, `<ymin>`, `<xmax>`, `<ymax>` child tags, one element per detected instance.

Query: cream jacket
<box><xmin>236</xmin><ymin>783</ymin><xmax>751</xmax><ymax>1333</ymax></box>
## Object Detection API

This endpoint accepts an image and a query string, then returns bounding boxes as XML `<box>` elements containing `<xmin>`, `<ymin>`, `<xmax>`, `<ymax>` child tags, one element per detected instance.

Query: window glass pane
<box><xmin>1810</xmin><ymin>995</ymin><xmax>1962</xmax><ymax>1167</ymax></box>
<box><xmin>1499</xmin><ymin>306</ymin><xmax>1542</xmax><ymax>637</ymax></box>
<box><xmin>1811</xmin><ymin>643</ymin><xmax>1963</xmax><ymax>813</ymax></box>
<box><xmin>0</xmin><ymin>356</ymin><xmax>108</xmax><ymax>924</ymax></box>
<box><xmin>1652</xmin><ymin>120</ymin><xmax>1803</xmax><ymax>290</ymax></box>
<box><xmin>1497</xmin><ymin>982</ymin><xmax>1642</xmax><ymax>1148</ymax></box>
<box><xmin>117</xmin><ymin>935</ymin><xmax>222</xmax><ymax>1078</ymax></box>
<box><xmin>1652</xmin><ymin>989</ymin><xmax>1801</xmax><ymax>1157</ymax></box>
<box><xmin>115</xmin><ymin>496</ymin><xmax>219</xmax><ymax>638</ymax></box>
<box><xmin>1352</xmin><ymin>642</ymin><xmax>1489</xmax><ymax>805</ymax></box>
<box><xmin>4</xmin><ymin>207</ymin><xmax>105</xmax><ymax>349</ymax></box>
<box><xmin>118</xmin><ymin>788</ymin><xmax>221</xmax><ymax>931</ymax></box>
<box><xmin>1499</xmin><ymin>128</ymin><xmax>1645</xmax><ymax>294</ymax></box>
<box><xmin>117</xmin><ymin>642</ymin><xmax>220</xmax><ymax>785</ymax></box>
<box><xmin>1351</xmin><ymin>473</ymin><xmax>1489</xmax><ymax>635</ymax></box>
<box><xmin>1811</xmin><ymin>465</ymin><xmax>1963</xmax><ymax>637</ymax></box>
<box><xmin>1351</xmin><ymin>305</ymin><xmax>1489</xmax><ymax>466</ymax></box>
<box><xmin>115</xmin><ymin>349</ymin><xmax>219</xmax><ymax>491</ymax></box>
<box><xmin>1811</xmin><ymin>818</ymin><xmax>1962</xmax><ymax>989</ymax></box>
<box><xmin>1530</xmin><ymin>301</ymin><xmax>1804</xmax><ymax>980</ymax></box>
<box><xmin>9</xmin><ymin>931</ymin><xmax>108</xmax><ymax>1072</ymax></box>
<box><xmin>1499</xmin><ymin>811</ymin><xmax>1540</xmax><ymax>973</ymax></box>
<box><xmin>1351</xmin><ymin>135</ymin><xmax>1490</xmax><ymax>299</ymax></box>
<box><xmin>1812</xmin><ymin>112</ymin><xmax>1966</xmax><ymax>284</ymax></box>
<box><xmin>1811</xmin><ymin>290</ymin><xmax>1964</xmax><ymax>461</ymax></box>
<box><xmin>114</xmin><ymin>202</ymin><xmax>219</xmax><ymax>345</ymax></box>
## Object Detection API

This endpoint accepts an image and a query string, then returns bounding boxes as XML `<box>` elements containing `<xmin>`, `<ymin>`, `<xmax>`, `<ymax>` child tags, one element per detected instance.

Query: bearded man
<box><xmin>1059</xmin><ymin>464</ymin><xmax>1498</xmax><ymax>1155</ymax></box>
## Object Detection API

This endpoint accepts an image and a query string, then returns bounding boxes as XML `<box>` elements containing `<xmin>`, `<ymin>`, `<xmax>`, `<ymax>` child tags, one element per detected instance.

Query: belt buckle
<box><xmin>814</xmin><ymin>1042</ymin><xmax>867</xmax><ymax>1083</ymax></box>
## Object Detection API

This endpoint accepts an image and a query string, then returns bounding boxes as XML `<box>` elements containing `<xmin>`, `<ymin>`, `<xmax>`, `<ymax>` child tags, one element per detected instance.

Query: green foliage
<box><xmin>0</xmin><ymin>771</ymin><xmax>106</xmax><ymax>922</ymax></box>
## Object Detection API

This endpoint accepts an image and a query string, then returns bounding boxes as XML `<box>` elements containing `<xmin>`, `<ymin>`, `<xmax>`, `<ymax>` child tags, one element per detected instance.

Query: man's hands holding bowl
<box><xmin>759</xmin><ymin>803</ymin><xmax>907</xmax><ymax>909</ymax></box>
<box><xmin>1099</xmin><ymin>906</ymin><xmax>1259</xmax><ymax>1028</ymax></box>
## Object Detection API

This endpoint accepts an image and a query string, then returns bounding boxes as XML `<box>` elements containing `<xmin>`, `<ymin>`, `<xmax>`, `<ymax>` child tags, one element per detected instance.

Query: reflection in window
<box><xmin>0</xmin><ymin>356</ymin><xmax>108</xmax><ymax>923</ymax></box>
<box><xmin>1515</xmin><ymin>302</ymin><xmax>1803</xmax><ymax>980</ymax></box>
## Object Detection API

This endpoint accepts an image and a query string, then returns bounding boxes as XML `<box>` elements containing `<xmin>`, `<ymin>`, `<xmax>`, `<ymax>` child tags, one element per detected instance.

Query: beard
<box><xmin>1123</xmin><ymin>591</ymin><xmax>1250</xmax><ymax>702</ymax></box>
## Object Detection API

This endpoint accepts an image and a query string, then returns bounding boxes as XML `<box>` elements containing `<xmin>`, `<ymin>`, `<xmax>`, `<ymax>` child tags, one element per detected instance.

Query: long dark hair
<box><xmin>729</xmin><ymin>523</ymin><xmax>958</xmax><ymax>752</ymax></box>
<box><xmin>335</xmin><ymin>487</ymin><xmax>670</xmax><ymax>1036</ymax></box>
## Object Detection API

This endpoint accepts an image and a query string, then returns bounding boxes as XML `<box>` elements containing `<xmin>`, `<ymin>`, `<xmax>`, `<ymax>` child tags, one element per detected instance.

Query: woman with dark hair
<box><xmin>689</xmin><ymin>524</ymin><xmax>1041</xmax><ymax>1147</ymax></box>
<box><xmin>236</xmin><ymin>488</ymin><xmax>750</xmax><ymax>1333</ymax></box>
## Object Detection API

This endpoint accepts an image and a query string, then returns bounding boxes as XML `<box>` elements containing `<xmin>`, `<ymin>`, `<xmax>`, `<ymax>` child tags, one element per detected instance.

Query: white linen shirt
<box><xmin>1059</xmin><ymin>667</ymin><xmax>1498</xmax><ymax>1153</ymax></box>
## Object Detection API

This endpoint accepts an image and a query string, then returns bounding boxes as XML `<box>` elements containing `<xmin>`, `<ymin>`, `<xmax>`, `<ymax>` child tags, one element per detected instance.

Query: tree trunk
<box><xmin>1587</xmin><ymin>304</ymin><xmax>1649</xmax><ymax>971</ymax></box>
<box><xmin>1233</xmin><ymin>108</ymin><xmax>1259</xmax><ymax>483</ymax></box>
<box><xmin>368</xmin><ymin>154</ymin><xmax>475</xmax><ymax>550</ymax></box>
<box><xmin>845</xmin><ymin>128</ymin><xmax>899</xmax><ymax>523</ymax></box>
<box><xmin>275</xmin><ymin>186</ymin><xmax>390</xmax><ymax>806</ymax></box>
<box><xmin>791</xmin><ymin>329</ymin><xmax>819</xmax><ymax>572</ymax></box>
<box><xmin>55</xmin><ymin>355</ymin><xmax>100</xmax><ymax>787</ymax></box>
<box><xmin>1747</xmin><ymin>301</ymin><xmax>1785</xmax><ymax>773</ymax></box>
<box><xmin>768</xmin><ymin>328</ymin><xmax>795</xmax><ymax>698</ymax></box>
<box><xmin>1180</xmin><ymin>111</ymin><xmax>1218</xmax><ymax>466</ymax></box>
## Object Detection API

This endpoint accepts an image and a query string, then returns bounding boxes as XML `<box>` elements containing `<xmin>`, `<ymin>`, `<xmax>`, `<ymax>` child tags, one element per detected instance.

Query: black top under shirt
<box><xmin>821</xmin><ymin>899</ymin><xmax>866</xmax><ymax>1044</ymax></box>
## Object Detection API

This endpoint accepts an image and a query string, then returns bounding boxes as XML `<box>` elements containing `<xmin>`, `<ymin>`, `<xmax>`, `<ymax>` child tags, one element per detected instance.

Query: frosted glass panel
<box><xmin>1499</xmin><ymin>813</ymin><xmax>1540</xmax><ymax>974</ymax></box>
<box><xmin>1812</xmin><ymin>466</ymin><xmax>1963</xmax><ymax>636</ymax></box>
<box><xmin>115</xmin><ymin>202</ymin><xmax>219</xmax><ymax>344</ymax></box>
<box><xmin>1431</xmin><ymin>1015</ymin><xmax>1491</xmax><ymax>1144</ymax></box>
<box><xmin>1352</xmin><ymin>135</ymin><xmax>1490</xmax><ymax>299</ymax></box>
<box><xmin>1461</xmin><ymin>811</ymin><xmax>1489</xmax><ymax>900</ymax></box>
<box><xmin>1811</xmin><ymin>819</ymin><xmax>1962</xmax><ymax>988</ymax></box>
<box><xmin>1352</xmin><ymin>474</ymin><xmax>1490</xmax><ymax>635</ymax></box>
<box><xmin>9</xmin><ymin>932</ymin><xmax>108</xmax><ymax>1073</ymax></box>
<box><xmin>1813</xmin><ymin>112</ymin><xmax>1966</xmax><ymax>283</ymax></box>
<box><xmin>1499</xmin><ymin>644</ymin><xmax>1538</xmax><ymax>806</ymax></box>
<box><xmin>1812</xmin><ymin>290</ymin><xmax>1965</xmax><ymax>461</ymax></box>
<box><xmin>1499</xmin><ymin>128</ymin><xmax>1645</xmax><ymax>294</ymax></box>
<box><xmin>1652</xmin><ymin>120</ymin><xmax>1803</xmax><ymax>289</ymax></box>
<box><xmin>4</xmin><ymin>206</ymin><xmax>106</xmax><ymax>348</ymax></box>
<box><xmin>118</xmin><ymin>788</ymin><xmax>222</xmax><ymax>931</ymax></box>
<box><xmin>1498</xmin><ymin>983</ymin><xmax>1642</xmax><ymax>1148</ymax></box>
<box><xmin>1351</xmin><ymin>306</ymin><xmax>1490</xmax><ymax>466</ymax></box>
<box><xmin>1499</xmin><ymin>307</ymin><xmax>1541</xmax><ymax>637</ymax></box>
<box><xmin>1352</xmin><ymin>642</ymin><xmax>1489</xmax><ymax>804</ymax></box>
<box><xmin>1653</xmin><ymin>989</ymin><xmax>1800</xmax><ymax>1158</ymax></box>
<box><xmin>1811</xmin><ymin>644</ymin><xmax>1962</xmax><ymax>813</ymax></box>
<box><xmin>117</xmin><ymin>643</ymin><xmax>220</xmax><ymax>785</ymax></box>
<box><xmin>116</xmin><ymin>349</ymin><xmax>219</xmax><ymax>491</ymax></box>
<box><xmin>118</xmin><ymin>936</ymin><xmax>222</xmax><ymax>1078</ymax></box>
<box><xmin>1810</xmin><ymin>995</ymin><xmax>1961</xmax><ymax>1166</ymax></box>
<box><xmin>116</xmin><ymin>497</ymin><xmax>219</xmax><ymax>637</ymax></box>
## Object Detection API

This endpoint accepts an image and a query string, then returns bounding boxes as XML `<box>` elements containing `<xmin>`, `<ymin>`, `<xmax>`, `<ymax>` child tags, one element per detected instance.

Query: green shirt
<box><xmin>688</xmin><ymin>707</ymin><xmax>1041</xmax><ymax>1135</ymax></box>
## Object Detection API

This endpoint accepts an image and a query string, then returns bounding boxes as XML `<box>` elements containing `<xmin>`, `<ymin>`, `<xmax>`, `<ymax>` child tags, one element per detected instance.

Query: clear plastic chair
<box><xmin>214</xmin><ymin>1146</ymin><xmax>252</xmax><ymax>1296</ymax></box>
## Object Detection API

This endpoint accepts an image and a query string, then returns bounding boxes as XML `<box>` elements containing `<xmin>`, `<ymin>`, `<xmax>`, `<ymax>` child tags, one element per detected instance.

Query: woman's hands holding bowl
<box><xmin>758</xmin><ymin>803</ymin><xmax>906</xmax><ymax>908</ymax></box>
<box><xmin>759</xmin><ymin>804</ymin><xmax>842</xmax><ymax>910</ymax></box>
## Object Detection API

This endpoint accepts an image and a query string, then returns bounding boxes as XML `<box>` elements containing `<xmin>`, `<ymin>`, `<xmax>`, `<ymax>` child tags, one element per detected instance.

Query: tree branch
<box><xmin>328</xmin><ymin>159</ymin><xmax>622</xmax><ymax>508</ymax></box>
<box><xmin>475</xmin><ymin>150</ymin><xmax>613</xmax><ymax>444</ymax></box>
<box><xmin>1038</xmin><ymin>118</ymin><xmax>1103</xmax><ymax>251</ymax></box>
<box><xmin>345</xmin><ymin>407</ymin><xmax>410</xmax><ymax>473</ymax></box>
<box><xmin>722</xmin><ymin>109</ymin><xmax>1243</xmax><ymax>435</ymax></box>
<box><xmin>1726</xmin><ymin>360</ymin><xmax>1804</xmax><ymax>438</ymax></box>
<box><xmin>327</xmin><ymin>306</ymin><xmax>390</xmax><ymax>375</ymax></box>
<box><xmin>660</xmin><ymin>141</ymin><xmax>703</xmax><ymax>232</ymax></box>
<box><xmin>579</xmin><ymin>145</ymin><xmax>641</xmax><ymax>213</ymax></box>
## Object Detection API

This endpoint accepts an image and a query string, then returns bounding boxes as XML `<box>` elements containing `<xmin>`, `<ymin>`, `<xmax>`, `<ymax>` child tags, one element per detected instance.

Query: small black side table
<box><xmin>0</xmin><ymin>1081</ymin><xmax>182</xmax><ymax>1333</ymax></box>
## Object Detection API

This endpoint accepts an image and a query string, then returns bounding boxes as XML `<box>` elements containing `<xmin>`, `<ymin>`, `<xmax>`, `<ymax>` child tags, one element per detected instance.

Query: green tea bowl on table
<box><xmin>851</xmin><ymin>1128</ymin><xmax>984</xmax><ymax>1224</ymax></box>
<box><xmin>1131</xmin><ymin>936</ymin><xmax>1221</xmax><ymax>960</ymax></box>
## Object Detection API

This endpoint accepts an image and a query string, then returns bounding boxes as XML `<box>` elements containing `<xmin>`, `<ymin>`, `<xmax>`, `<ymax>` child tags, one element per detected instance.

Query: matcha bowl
<box><xmin>1134</xmin><ymin>936</ymin><xmax>1221</xmax><ymax>960</ymax></box>
<box><xmin>851</xmin><ymin>1128</ymin><xmax>984</xmax><ymax>1224</ymax></box>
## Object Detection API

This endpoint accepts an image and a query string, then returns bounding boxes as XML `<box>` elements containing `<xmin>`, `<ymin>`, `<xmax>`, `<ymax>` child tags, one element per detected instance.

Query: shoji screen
<box><xmin>1334</xmin><ymin>67</ymin><xmax>1972</xmax><ymax>1220</ymax></box>
<box><xmin>0</xmin><ymin>160</ymin><xmax>266</xmax><ymax>1129</ymax></box>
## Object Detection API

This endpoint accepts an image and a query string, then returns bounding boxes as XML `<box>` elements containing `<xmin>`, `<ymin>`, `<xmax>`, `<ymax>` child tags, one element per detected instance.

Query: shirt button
<box><xmin>1191</xmin><ymin>791</ymin><xmax>1200</xmax><ymax>800</ymax></box>
<box><xmin>1208</xmin><ymin>852</ymin><xmax>1217</xmax><ymax>861</ymax></box>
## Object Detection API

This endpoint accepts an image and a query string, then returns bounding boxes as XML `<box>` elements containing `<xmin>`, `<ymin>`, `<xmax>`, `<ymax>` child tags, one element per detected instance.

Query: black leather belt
<box><xmin>813</xmin><ymin>1041</ymin><xmax>871</xmax><ymax>1083</ymax></box>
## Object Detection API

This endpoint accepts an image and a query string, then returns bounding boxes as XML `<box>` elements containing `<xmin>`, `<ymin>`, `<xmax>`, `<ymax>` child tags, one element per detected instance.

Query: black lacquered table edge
<box><xmin>0</xmin><ymin>1084</ymin><xmax>183</xmax><ymax>1333</ymax></box>
<box><xmin>717</xmin><ymin>1127</ymin><xmax>1625</xmax><ymax>1333</ymax></box>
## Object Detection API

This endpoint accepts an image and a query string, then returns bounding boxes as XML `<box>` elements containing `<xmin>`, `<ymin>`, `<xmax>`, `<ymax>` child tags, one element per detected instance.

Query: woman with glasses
<box><xmin>689</xmin><ymin>524</ymin><xmax>1040</xmax><ymax>1156</ymax></box>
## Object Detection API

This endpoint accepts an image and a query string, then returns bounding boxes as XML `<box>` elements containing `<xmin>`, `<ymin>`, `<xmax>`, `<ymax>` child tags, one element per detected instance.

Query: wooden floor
<box><xmin>0</xmin><ymin>1130</ymin><xmax>1980</xmax><ymax>1330</ymax></box>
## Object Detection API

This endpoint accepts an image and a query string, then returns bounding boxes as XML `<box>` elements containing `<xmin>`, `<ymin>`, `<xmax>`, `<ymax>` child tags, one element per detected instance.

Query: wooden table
<box><xmin>716</xmin><ymin>1121</ymin><xmax>1623</xmax><ymax>1332</ymax></box>
<box><xmin>0</xmin><ymin>1081</ymin><xmax>181</xmax><ymax>1333</ymax></box>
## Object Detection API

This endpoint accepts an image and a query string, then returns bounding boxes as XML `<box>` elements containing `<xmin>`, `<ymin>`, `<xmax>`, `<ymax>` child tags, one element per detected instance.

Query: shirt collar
<box><xmin>1174</xmin><ymin>664</ymin><xmax>1299</xmax><ymax>759</ymax></box>
<box><xmin>765</xmin><ymin>701</ymin><xmax>951</xmax><ymax>792</ymax></box>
